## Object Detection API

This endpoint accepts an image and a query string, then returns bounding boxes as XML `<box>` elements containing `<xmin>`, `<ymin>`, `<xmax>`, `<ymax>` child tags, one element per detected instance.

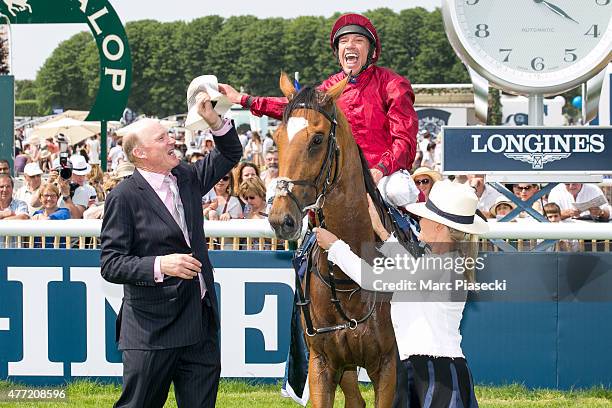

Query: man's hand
<box><xmin>218</xmin><ymin>83</ymin><xmax>243</xmax><ymax>104</ymax></box>
<box><xmin>160</xmin><ymin>254</ymin><xmax>201</xmax><ymax>280</ymax></box>
<box><xmin>588</xmin><ymin>207</ymin><xmax>608</xmax><ymax>220</ymax></box>
<box><xmin>57</xmin><ymin>178</ymin><xmax>70</xmax><ymax>197</ymax></box>
<box><xmin>370</xmin><ymin>168</ymin><xmax>383</xmax><ymax>185</ymax></box>
<box><xmin>195</xmin><ymin>92</ymin><xmax>223</xmax><ymax>131</ymax></box>
<box><xmin>562</xmin><ymin>208</ymin><xmax>581</xmax><ymax>219</ymax></box>
<box><xmin>313</xmin><ymin>227</ymin><xmax>338</xmax><ymax>250</ymax></box>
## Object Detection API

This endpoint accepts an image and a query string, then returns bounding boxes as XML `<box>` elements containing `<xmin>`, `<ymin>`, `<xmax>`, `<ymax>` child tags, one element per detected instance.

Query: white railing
<box><xmin>0</xmin><ymin>219</ymin><xmax>610</xmax><ymax>242</ymax></box>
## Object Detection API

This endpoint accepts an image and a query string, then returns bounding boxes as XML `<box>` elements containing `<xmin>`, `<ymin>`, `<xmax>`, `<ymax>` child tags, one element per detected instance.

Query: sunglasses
<box><xmin>220</xmin><ymin>176</ymin><xmax>230</xmax><ymax>182</ymax></box>
<box><xmin>244</xmin><ymin>196</ymin><xmax>258</xmax><ymax>201</ymax></box>
<box><xmin>414</xmin><ymin>178</ymin><xmax>430</xmax><ymax>185</ymax></box>
<box><xmin>516</xmin><ymin>185</ymin><xmax>533</xmax><ymax>191</ymax></box>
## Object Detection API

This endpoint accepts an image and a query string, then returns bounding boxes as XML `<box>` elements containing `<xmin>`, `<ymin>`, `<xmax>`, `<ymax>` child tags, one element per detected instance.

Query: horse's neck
<box><xmin>321</xmin><ymin>143</ymin><xmax>375</xmax><ymax>256</ymax></box>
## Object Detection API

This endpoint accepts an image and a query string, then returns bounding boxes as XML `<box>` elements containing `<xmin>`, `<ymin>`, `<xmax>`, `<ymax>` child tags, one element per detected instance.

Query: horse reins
<box><xmin>281</xmin><ymin>99</ymin><xmax>377</xmax><ymax>337</ymax></box>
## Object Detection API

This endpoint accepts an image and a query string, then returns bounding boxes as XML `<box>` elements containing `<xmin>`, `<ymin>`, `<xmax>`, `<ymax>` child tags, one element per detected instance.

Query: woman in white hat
<box><xmin>314</xmin><ymin>180</ymin><xmax>488</xmax><ymax>408</ymax></box>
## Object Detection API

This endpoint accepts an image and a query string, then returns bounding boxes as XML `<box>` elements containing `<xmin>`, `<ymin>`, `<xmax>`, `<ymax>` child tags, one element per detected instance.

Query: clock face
<box><xmin>443</xmin><ymin>0</ymin><xmax>612</xmax><ymax>94</ymax></box>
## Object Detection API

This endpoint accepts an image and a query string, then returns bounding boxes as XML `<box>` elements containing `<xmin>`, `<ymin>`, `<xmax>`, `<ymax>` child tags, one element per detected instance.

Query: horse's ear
<box><xmin>279</xmin><ymin>72</ymin><xmax>297</xmax><ymax>100</ymax></box>
<box><xmin>321</xmin><ymin>76</ymin><xmax>349</xmax><ymax>106</ymax></box>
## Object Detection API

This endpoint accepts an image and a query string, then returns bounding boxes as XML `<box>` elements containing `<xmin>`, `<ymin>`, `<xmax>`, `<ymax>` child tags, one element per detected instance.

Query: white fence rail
<box><xmin>0</xmin><ymin>219</ymin><xmax>610</xmax><ymax>241</ymax></box>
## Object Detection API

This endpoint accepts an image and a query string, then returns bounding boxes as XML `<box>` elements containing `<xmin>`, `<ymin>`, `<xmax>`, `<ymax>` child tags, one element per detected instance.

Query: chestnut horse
<box><xmin>268</xmin><ymin>73</ymin><xmax>398</xmax><ymax>407</ymax></box>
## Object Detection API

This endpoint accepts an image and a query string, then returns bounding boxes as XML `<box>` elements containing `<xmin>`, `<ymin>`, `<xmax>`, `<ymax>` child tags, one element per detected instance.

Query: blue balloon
<box><xmin>572</xmin><ymin>96</ymin><xmax>582</xmax><ymax>109</ymax></box>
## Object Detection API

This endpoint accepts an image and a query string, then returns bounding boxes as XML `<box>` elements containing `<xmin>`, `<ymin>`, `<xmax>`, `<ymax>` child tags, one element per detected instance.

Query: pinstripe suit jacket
<box><xmin>100</xmin><ymin>126</ymin><xmax>242</xmax><ymax>350</ymax></box>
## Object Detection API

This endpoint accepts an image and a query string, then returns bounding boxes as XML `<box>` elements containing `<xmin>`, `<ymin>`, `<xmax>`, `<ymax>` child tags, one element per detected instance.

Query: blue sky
<box><xmin>8</xmin><ymin>0</ymin><xmax>439</xmax><ymax>80</ymax></box>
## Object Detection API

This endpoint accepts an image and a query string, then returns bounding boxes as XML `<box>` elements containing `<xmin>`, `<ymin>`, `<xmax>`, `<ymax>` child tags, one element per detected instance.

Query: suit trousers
<box><xmin>115</xmin><ymin>296</ymin><xmax>220</xmax><ymax>408</ymax></box>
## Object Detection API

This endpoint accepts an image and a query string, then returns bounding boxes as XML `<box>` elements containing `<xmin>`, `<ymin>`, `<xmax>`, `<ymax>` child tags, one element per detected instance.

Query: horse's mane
<box><xmin>282</xmin><ymin>86</ymin><xmax>327</xmax><ymax>124</ymax></box>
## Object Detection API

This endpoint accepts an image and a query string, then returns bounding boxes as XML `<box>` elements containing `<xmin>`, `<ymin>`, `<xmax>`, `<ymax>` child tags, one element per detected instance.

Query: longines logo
<box><xmin>471</xmin><ymin>133</ymin><xmax>605</xmax><ymax>169</ymax></box>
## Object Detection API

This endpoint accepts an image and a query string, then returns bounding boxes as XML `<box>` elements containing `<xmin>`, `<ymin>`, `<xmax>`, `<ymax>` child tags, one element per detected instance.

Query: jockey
<box><xmin>219</xmin><ymin>13</ymin><xmax>419</xmax><ymax>208</ymax></box>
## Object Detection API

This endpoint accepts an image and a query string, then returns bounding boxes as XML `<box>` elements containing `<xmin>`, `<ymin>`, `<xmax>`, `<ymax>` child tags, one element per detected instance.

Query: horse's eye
<box><xmin>312</xmin><ymin>134</ymin><xmax>324</xmax><ymax>145</ymax></box>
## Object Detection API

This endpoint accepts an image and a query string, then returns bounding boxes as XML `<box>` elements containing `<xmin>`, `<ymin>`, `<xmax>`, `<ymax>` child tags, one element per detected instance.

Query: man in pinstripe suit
<box><xmin>101</xmin><ymin>92</ymin><xmax>242</xmax><ymax>407</ymax></box>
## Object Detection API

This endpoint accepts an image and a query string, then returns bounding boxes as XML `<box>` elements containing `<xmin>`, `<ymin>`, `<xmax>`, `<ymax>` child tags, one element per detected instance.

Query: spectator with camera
<box><xmin>51</xmin><ymin>154</ymin><xmax>97</xmax><ymax>219</ymax></box>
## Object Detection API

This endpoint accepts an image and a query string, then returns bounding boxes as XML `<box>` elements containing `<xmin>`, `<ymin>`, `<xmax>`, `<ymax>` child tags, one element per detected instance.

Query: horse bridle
<box><xmin>275</xmin><ymin>102</ymin><xmax>341</xmax><ymax>216</ymax></box>
<box><xmin>280</xmin><ymin>99</ymin><xmax>377</xmax><ymax>337</ymax></box>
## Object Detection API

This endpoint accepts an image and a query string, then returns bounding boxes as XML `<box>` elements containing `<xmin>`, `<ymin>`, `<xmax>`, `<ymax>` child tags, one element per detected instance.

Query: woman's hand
<box><xmin>313</xmin><ymin>227</ymin><xmax>338</xmax><ymax>250</ymax></box>
<box><xmin>219</xmin><ymin>213</ymin><xmax>231</xmax><ymax>221</ymax></box>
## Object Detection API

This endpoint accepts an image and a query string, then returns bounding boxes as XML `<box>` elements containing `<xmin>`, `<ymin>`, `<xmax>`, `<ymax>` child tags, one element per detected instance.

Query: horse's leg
<box><xmin>339</xmin><ymin>369</ymin><xmax>366</xmax><ymax>408</ymax></box>
<box><xmin>367</xmin><ymin>351</ymin><xmax>397</xmax><ymax>408</ymax></box>
<box><xmin>308</xmin><ymin>352</ymin><xmax>338</xmax><ymax>407</ymax></box>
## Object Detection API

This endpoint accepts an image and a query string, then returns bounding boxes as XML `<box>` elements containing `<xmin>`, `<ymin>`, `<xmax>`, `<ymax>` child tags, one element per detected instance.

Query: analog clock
<box><xmin>442</xmin><ymin>0</ymin><xmax>612</xmax><ymax>95</ymax></box>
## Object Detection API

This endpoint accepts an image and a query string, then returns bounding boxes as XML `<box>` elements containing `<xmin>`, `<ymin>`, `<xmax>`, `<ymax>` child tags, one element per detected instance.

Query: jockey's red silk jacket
<box><xmin>240</xmin><ymin>65</ymin><xmax>418</xmax><ymax>175</ymax></box>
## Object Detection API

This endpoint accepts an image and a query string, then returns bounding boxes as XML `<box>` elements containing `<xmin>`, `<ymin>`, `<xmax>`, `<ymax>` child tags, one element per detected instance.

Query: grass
<box><xmin>1</xmin><ymin>380</ymin><xmax>612</xmax><ymax>407</ymax></box>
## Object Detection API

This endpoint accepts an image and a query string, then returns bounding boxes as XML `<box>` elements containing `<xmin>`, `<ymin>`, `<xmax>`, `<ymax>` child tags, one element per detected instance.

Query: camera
<box><xmin>58</xmin><ymin>153</ymin><xmax>73</xmax><ymax>180</ymax></box>
<box><xmin>57</xmin><ymin>133</ymin><xmax>72</xmax><ymax>180</ymax></box>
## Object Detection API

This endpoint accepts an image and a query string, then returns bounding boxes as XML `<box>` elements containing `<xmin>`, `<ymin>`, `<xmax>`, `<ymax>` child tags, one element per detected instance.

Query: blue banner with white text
<box><xmin>442</xmin><ymin>126</ymin><xmax>612</xmax><ymax>174</ymax></box>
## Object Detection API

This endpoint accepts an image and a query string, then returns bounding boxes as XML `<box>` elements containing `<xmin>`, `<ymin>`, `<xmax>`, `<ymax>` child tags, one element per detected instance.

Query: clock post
<box><xmin>528</xmin><ymin>94</ymin><xmax>545</xmax><ymax>126</ymax></box>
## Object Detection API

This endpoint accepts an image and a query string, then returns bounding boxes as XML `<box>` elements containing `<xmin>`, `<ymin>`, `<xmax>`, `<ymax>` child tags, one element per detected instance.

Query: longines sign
<box><xmin>0</xmin><ymin>0</ymin><xmax>131</xmax><ymax>121</ymax></box>
<box><xmin>442</xmin><ymin>127</ymin><xmax>612</xmax><ymax>174</ymax></box>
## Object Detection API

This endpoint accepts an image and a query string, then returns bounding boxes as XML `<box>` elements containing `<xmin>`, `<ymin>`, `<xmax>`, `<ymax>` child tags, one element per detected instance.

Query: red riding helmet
<box><xmin>330</xmin><ymin>13</ymin><xmax>381</xmax><ymax>64</ymax></box>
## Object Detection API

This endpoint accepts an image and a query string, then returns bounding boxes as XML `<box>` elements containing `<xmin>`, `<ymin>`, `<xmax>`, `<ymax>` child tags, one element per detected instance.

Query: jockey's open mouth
<box><xmin>343</xmin><ymin>51</ymin><xmax>361</xmax><ymax>69</ymax></box>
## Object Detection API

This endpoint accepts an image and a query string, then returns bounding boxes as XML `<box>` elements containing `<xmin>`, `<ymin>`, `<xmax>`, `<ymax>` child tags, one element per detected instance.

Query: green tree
<box><xmin>0</xmin><ymin>33</ymin><xmax>9</xmax><ymax>75</ymax></box>
<box><xmin>237</xmin><ymin>18</ymin><xmax>288</xmax><ymax>95</ymax></box>
<box><xmin>207</xmin><ymin>15</ymin><xmax>258</xmax><ymax>89</ymax></box>
<box><xmin>124</xmin><ymin>20</ymin><xmax>164</xmax><ymax>115</ymax></box>
<box><xmin>178</xmin><ymin>16</ymin><xmax>224</xmax><ymax>87</ymax></box>
<box><xmin>283</xmin><ymin>16</ymin><xmax>328</xmax><ymax>87</ymax></box>
<box><xmin>15</xmin><ymin>80</ymin><xmax>36</xmax><ymax>99</ymax></box>
<box><xmin>365</xmin><ymin>8</ymin><xmax>407</xmax><ymax>75</ymax></box>
<box><xmin>411</xmin><ymin>10</ymin><xmax>469</xmax><ymax>83</ymax></box>
<box><xmin>142</xmin><ymin>21</ymin><xmax>189</xmax><ymax>117</ymax></box>
<box><xmin>397</xmin><ymin>7</ymin><xmax>430</xmax><ymax>78</ymax></box>
<box><xmin>487</xmin><ymin>87</ymin><xmax>502</xmax><ymax>125</ymax></box>
<box><xmin>36</xmin><ymin>31</ymin><xmax>96</xmax><ymax>113</ymax></box>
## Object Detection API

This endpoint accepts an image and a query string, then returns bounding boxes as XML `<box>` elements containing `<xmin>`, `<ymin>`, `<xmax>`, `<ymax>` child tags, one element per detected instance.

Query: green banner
<box><xmin>0</xmin><ymin>0</ymin><xmax>131</xmax><ymax>121</ymax></box>
<box><xmin>0</xmin><ymin>75</ymin><xmax>14</xmax><ymax>172</ymax></box>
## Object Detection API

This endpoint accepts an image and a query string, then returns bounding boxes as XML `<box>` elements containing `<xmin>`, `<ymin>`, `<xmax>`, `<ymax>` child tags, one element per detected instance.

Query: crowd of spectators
<box><xmin>1</xmin><ymin>125</ymin><xmax>609</xmax><ymax>250</ymax></box>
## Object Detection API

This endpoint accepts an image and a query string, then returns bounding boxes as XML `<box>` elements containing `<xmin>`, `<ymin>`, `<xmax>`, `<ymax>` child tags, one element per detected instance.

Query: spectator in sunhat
<box><xmin>15</xmin><ymin>162</ymin><xmax>44</xmax><ymax>215</ymax></box>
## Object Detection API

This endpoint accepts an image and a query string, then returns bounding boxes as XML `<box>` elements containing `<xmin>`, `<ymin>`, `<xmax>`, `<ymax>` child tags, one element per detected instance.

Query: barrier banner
<box><xmin>1</xmin><ymin>249</ymin><xmax>612</xmax><ymax>389</ymax></box>
<box><xmin>442</xmin><ymin>126</ymin><xmax>612</xmax><ymax>174</ymax></box>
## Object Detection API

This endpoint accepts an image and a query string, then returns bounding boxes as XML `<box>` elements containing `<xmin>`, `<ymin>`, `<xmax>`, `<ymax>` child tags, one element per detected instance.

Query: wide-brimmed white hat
<box><xmin>185</xmin><ymin>75</ymin><xmax>233</xmax><ymax>132</ymax></box>
<box><xmin>405</xmin><ymin>180</ymin><xmax>489</xmax><ymax>235</ymax></box>
<box><xmin>69</xmin><ymin>154</ymin><xmax>91</xmax><ymax>176</ymax></box>
<box><xmin>23</xmin><ymin>162</ymin><xmax>43</xmax><ymax>176</ymax></box>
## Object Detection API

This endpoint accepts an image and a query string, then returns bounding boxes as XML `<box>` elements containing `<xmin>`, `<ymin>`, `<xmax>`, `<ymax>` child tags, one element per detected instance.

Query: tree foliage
<box><xmin>35</xmin><ymin>32</ymin><xmax>97</xmax><ymax>114</ymax></box>
<box><xmin>0</xmin><ymin>35</ymin><xmax>9</xmax><ymax>75</ymax></box>
<box><xmin>34</xmin><ymin>8</ymin><xmax>470</xmax><ymax>116</ymax></box>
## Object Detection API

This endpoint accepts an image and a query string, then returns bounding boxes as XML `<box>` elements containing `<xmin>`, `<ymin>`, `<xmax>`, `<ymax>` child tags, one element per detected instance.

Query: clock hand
<box><xmin>534</xmin><ymin>0</ymin><xmax>579</xmax><ymax>24</ymax></box>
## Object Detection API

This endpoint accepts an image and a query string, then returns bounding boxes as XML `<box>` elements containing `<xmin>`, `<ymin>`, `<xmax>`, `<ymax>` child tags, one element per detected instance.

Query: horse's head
<box><xmin>268</xmin><ymin>73</ymin><xmax>349</xmax><ymax>240</ymax></box>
